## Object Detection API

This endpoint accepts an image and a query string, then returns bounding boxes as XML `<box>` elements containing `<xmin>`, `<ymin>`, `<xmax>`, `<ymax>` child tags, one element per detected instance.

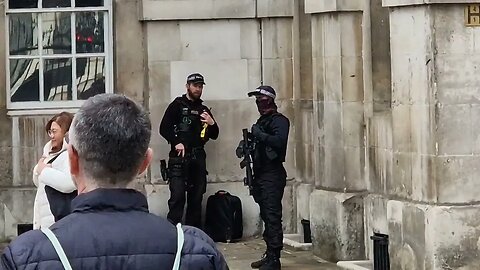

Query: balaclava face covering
<box><xmin>256</xmin><ymin>97</ymin><xmax>277</xmax><ymax>115</ymax></box>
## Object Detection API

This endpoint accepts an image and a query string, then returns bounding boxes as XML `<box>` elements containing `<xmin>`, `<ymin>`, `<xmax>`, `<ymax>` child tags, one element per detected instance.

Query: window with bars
<box><xmin>6</xmin><ymin>0</ymin><xmax>113</xmax><ymax>110</ymax></box>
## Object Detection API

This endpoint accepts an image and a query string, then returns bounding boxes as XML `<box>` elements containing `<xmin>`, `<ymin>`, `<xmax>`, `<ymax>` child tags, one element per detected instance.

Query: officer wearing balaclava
<box><xmin>245</xmin><ymin>85</ymin><xmax>290</xmax><ymax>270</ymax></box>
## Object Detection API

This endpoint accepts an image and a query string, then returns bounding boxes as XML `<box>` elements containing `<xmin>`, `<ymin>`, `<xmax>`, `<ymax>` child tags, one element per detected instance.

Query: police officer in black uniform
<box><xmin>243</xmin><ymin>86</ymin><xmax>290</xmax><ymax>270</ymax></box>
<box><xmin>159</xmin><ymin>73</ymin><xmax>219</xmax><ymax>228</ymax></box>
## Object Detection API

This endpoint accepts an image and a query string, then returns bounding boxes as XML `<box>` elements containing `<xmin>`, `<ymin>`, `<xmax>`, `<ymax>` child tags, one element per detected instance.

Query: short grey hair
<box><xmin>69</xmin><ymin>94</ymin><xmax>152</xmax><ymax>186</ymax></box>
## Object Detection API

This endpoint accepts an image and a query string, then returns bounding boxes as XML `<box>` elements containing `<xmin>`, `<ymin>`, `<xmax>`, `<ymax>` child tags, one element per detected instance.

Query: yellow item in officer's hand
<box><xmin>200</xmin><ymin>123</ymin><xmax>208</xmax><ymax>138</ymax></box>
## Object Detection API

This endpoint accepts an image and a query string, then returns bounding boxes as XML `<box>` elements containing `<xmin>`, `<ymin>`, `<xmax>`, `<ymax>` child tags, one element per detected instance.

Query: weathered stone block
<box><xmin>390</xmin><ymin>152</ymin><xmax>413</xmax><ymax>198</ymax></box>
<box><xmin>411</xmin><ymin>154</ymin><xmax>436</xmax><ymax>202</ymax></box>
<box><xmin>256</xmin><ymin>0</ymin><xmax>294</xmax><ymax>18</ymax></box>
<box><xmin>169</xmin><ymin>60</ymin><xmax>250</xmax><ymax>101</ymax></box>
<box><xmin>392</xmin><ymin>104</ymin><xmax>412</xmax><ymax>153</ymax></box>
<box><xmin>323</xmin><ymin>16</ymin><xmax>341</xmax><ymax>58</ymax></box>
<box><xmin>339</xmin><ymin>13</ymin><xmax>363</xmax><ymax>58</ymax></box>
<box><xmin>367</xmin><ymin>112</ymin><xmax>393</xmax><ymax>193</ymax></box>
<box><xmin>114</xmin><ymin>0</ymin><xmax>145</xmax><ymax>101</ymax></box>
<box><xmin>433</xmin><ymin>5</ymin><xmax>478</xmax><ymax>55</ymax></box>
<box><xmin>370</xmin><ymin>0</ymin><xmax>392</xmax><ymax>111</ymax></box>
<box><xmin>435</xmin><ymin>156</ymin><xmax>480</xmax><ymax>204</ymax></box>
<box><xmin>323</xmin><ymin>146</ymin><xmax>345</xmax><ymax>190</ymax></box>
<box><xmin>341</xmin><ymin>56</ymin><xmax>364</xmax><ymax>102</ymax></box>
<box><xmin>0</xmin><ymin>188</ymin><xmax>36</xmax><ymax>241</ymax></box>
<box><xmin>262</xmin><ymin>58</ymin><xmax>293</xmax><ymax>100</ymax></box>
<box><xmin>364</xmin><ymin>194</ymin><xmax>388</xmax><ymax>260</ymax></box>
<box><xmin>294</xmin><ymin>101</ymin><xmax>315</xmax><ymax>183</ymax></box>
<box><xmin>323</xmin><ymin>101</ymin><xmax>343</xmax><ymax>147</ymax></box>
<box><xmin>391</xmin><ymin>53</ymin><xmax>434</xmax><ymax>105</ymax></box>
<box><xmin>389</xmin><ymin>6</ymin><xmax>432</xmax><ymax>56</ymax></box>
<box><xmin>312</xmin><ymin>57</ymin><xmax>325</xmax><ymax>101</ymax></box>
<box><xmin>428</xmin><ymin>205</ymin><xmax>480</xmax><ymax>269</ymax></box>
<box><xmin>368</xmin><ymin>147</ymin><xmax>392</xmax><ymax>193</ymax></box>
<box><xmin>311</xmin><ymin>15</ymin><xmax>324</xmax><ymax>59</ymax></box>
<box><xmin>324</xmin><ymin>56</ymin><xmax>342</xmax><ymax>102</ymax></box>
<box><xmin>410</xmin><ymin>105</ymin><xmax>436</xmax><ymax>155</ymax></box>
<box><xmin>387</xmin><ymin>200</ymin><xmax>428</xmax><ymax>270</ymax></box>
<box><xmin>0</xmin><ymin>147</ymin><xmax>13</xmax><ymax>187</ymax></box>
<box><xmin>368</xmin><ymin>112</ymin><xmax>393</xmax><ymax>150</ymax></box>
<box><xmin>310</xmin><ymin>190</ymin><xmax>365</xmax><ymax>261</ymax></box>
<box><xmin>436</xmin><ymin>54</ymin><xmax>480</xmax><ymax>105</ymax></box>
<box><xmin>283</xmin><ymin>181</ymin><xmax>295</xmax><ymax>234</ymax></box>
<box><xmin>305</xmin><ymin>0</ymin><xmax>364</xmax><ymax>14</ymax></box>
<box><xmin>345</xmin><ymin>146</ymin><xmax>366</xmax><ymax>191</ymax></box>
<box><xmin>146</xmin><ymin>22</ymin><xmax>182</xmax><ymax>62</ymax></box>
<box><xmin>240</xmin><ymin>20</ymin><xmax>262</xmax><ymax>59</ymax></box>
<box><xmin>148</xmin><ymin>61</ymin><xmax>171</xmax><ymax>107</ymax></box>
<box><xmin>436</xmin><ymin>104</ymin><xmax>472</xmax><ymax>155</ymax></box>
<box><xmin>387</xmin><ymin>200</ymin><xmax>480</xmax><ymax>269</ymax></box>
<box><xmin>342</xmin><ymin>102</ymin><xmax>364</xmax><ymax>148</ymax></box>
<box><xmin>261</xmin><ymin>18</ymin><xmax>293</xmax><ymax>59</ymax></box>
<box><xmin>472</xmin><ymin>105</ymin><xmax>480</xmax><ymax>154</ymax></box>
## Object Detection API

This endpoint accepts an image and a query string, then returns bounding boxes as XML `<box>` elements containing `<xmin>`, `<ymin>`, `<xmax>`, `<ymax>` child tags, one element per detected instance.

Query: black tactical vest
<box><xmin>174</xmin><ymin>99</ymin><xmax>206</xmax><ymax>147</ymax></box>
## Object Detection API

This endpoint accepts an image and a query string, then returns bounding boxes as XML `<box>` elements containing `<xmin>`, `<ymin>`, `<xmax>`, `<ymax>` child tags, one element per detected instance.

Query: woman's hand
<box><xmin>36</xmin><ymin>157</ymin><xmax>51</xmax><ymax>175</ymax></box>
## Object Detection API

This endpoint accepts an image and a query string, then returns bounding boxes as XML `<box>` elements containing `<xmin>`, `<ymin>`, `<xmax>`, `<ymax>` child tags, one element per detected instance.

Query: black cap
<box><xmin>187</xmin><ymin>73</ymin><xmax>206</xmax><ymax>85</ymax></box>
<box><xmin>247</xmin><ymin>85</ymin><xmax>276</xmax><ymax>99</ymax></box>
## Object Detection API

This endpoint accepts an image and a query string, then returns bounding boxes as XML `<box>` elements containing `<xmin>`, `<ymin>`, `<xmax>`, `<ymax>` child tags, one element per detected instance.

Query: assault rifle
<box><xmin>239</xmin><ymin>128</ymin><xmax>255</xmax><ymax>195</ymax></box>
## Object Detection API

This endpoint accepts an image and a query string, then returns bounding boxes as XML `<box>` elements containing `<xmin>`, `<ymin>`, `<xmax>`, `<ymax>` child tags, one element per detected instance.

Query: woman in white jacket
<box><xmin>32</xmin><ymin>112</ymin><xmax>76</xmax><ymax>229</ymax></box>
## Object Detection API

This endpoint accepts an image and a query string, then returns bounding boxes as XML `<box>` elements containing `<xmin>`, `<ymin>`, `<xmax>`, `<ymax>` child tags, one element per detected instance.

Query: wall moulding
<box><xmin>383</xmin><ymin>0</ymin><xmax>480</xmax><ymax>8</ymax></box>
<box><xmin>139</xmin><ymin>0</ymin><xmax>294</xmax><ymax>21</ymax></box>
<box><xmin>305</xmin><ymin>0</ymin><xmax>365</xmax><ymax>14</ymax></box>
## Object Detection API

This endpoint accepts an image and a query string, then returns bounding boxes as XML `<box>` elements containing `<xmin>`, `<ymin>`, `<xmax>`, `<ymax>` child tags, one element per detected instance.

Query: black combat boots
<box><xmin>251</xmin><ymin>249</ymin><xmax>281</xmax><ymax>270</ymax></box>
<box><xmin>251</xmin><ymin>252</ymin><xmax>268</xmax><ymax>268</ymax></box>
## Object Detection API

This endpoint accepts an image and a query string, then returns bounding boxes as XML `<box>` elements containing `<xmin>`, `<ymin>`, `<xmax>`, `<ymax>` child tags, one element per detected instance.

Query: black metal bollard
<box><xmin>301</xmin><ymin>219</ymin><xmax>312</xmax><ymax>243</ymax></box>
<box><xmin>370</xmin><ymin>233</ymin><xmax>390</xmax><ymax>270</ymax></box>
<box><xmin>17</xmin><ymin>224</ymin><xmax>33</xmax><ymax>236</ymax></box>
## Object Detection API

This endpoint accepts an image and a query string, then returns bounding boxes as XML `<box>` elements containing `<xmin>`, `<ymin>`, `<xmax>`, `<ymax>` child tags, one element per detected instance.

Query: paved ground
<box><xmin>1</xmin><ymin>238</ymin><xmax>343</xmax><ymax>269</ymax></box>
<box><xmin>218</xmin><ymin>237</ymin><xmax>341</xmax><ymax>270</ymax></box>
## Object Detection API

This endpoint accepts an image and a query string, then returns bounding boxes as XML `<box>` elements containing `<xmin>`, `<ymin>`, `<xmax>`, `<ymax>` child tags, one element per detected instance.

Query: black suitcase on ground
<box><xmin>205</xmin><ymin>190</ymin><xmax>243</xmax><ymax>242</ymax></box>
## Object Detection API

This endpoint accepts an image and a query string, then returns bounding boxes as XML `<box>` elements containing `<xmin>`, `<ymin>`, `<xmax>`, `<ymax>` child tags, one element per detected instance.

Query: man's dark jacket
<box><xmin>0</xmin><ymin>189</ymin><xmax>229</xmax><ymax>270</ymax></box>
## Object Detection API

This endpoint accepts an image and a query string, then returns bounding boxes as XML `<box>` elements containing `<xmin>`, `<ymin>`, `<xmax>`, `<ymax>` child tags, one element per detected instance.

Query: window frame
<box><xmin>5</xmin><ymin>0</ymin><xmax>114</xmax><ymax>111</ymax></box>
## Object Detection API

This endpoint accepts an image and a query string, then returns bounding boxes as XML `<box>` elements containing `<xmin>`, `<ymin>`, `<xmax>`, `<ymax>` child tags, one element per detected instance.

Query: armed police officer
<box><xmin>160</xmin><ymin>73</ymin><xmax>219</xmax><ymax>228</ymax></box>
<box><xmin>237</xmin><ymin>86</ymin><xmax>290</xmax><ymax>270</ymax></box>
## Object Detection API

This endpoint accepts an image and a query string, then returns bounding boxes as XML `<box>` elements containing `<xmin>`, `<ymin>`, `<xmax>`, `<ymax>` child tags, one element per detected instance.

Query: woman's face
<box><xmin>48</xmin><ymin>122</ymin><xmax>65</xmax><ymax>150</ymax></box>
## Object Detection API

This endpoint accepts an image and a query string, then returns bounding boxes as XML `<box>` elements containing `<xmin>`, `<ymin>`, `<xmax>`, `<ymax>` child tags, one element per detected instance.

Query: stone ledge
<box><xmin>337</xmin><ymin>260</ymin><xmax>373</xmax><ymax>270</ymax></box>
<box><xmin>383</xmin><ymin>0</ymin><xmax>480</xmax><ymax>7</ymax></box>
<box><xmin>139</xmin><ymin>0</ymin><xmax>256</xmax><ymax>21</ymax></box>
<box><xmin>138</xmin><ymin>0</ymin><xmax>294</xmax><ymax>21</ymax></box>
<box><xmin>305</xmin><ymin>0</ymin><xmax>365</xmax><ymax>14</ymax></box>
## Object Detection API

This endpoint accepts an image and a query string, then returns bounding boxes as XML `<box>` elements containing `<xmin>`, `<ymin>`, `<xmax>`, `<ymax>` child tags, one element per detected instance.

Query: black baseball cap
<box><xmin>187</xmin><ymin>73</ymin><xmax>206</xmax><ymax>85</ymax></box>
<box><xmin>247</xmin><ymin>85</ymin><xmax>276</xmax><ymax>99</ymax></box>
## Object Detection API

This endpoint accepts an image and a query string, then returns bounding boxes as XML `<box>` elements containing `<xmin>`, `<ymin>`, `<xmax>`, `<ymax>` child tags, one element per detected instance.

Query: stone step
<box><xmin>336</xmin><ymin>260</ymin><xmax>373</xmax><ymax>270</ymax></box>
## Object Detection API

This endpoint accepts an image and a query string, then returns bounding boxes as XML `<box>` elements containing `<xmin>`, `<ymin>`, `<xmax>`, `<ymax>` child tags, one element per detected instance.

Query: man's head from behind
<box><xmin>68</xmin><ymin>94</ymin><xmax>153</xmax><ymax>193</ymax></box>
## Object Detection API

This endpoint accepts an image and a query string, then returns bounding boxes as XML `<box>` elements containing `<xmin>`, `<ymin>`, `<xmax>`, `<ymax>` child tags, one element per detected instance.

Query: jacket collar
<box><xmin>71</xmin><ymin>188</ymin><xmax>149</xmax><ymax>213</ymax></box>
<box><xmin>181</xmin><ymin>94</ymin><xmax>203</xmax><ymax>104</ymax></box>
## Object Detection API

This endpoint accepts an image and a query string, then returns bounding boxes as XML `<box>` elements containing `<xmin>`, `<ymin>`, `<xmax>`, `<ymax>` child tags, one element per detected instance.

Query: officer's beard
<box><xmin>256</xmin><ymin>98</ymin><xmax>277</xmax><ymax>115</ymax></box>
<box><xmin>187</xmin><ymin>88</ymin><xmax>201</xmax><ymax>100</ymax></box>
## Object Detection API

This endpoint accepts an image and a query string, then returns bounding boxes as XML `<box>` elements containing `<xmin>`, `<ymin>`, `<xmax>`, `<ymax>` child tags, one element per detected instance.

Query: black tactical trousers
<box><xmin>167</xmin><ymin>149</ymin><xmax>207</xmax><ymax>228</ymax></box>
<box><xmin>252</xmin><ymin>164</ymin><xmax>287</xmax><ymax>252</ymax></box>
